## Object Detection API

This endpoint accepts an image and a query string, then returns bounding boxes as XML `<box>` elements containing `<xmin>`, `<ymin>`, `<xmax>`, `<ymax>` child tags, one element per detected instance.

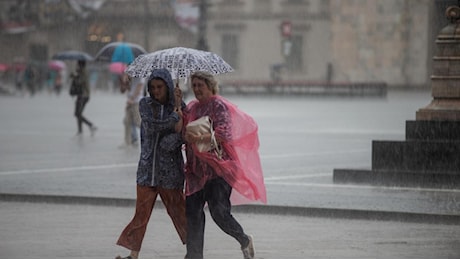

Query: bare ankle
<box><xmin>130</xmin><ymin>251</ymin><xmax>139</xmax><ymax>258</ymax></box>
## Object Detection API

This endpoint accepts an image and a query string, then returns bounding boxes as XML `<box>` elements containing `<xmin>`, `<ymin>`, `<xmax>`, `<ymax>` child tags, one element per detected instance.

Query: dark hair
<box><xmin>148</xmin><ymin>76</ymin><xmax>166</xmax><ymax>89</ymax></box>
<box><xmin>77</xmin><ymin>60</ymin><xmax>86</xmax><ymax>67</ymax></box>
<box><xmin>147</xmin><ymin>77</ymin><xmax>169</xmax><ymax>100</ymax></box>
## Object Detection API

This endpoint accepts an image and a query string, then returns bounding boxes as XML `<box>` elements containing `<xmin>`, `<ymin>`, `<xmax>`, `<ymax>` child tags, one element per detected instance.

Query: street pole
<box><xmin>143</xmin><ymin>0</ymin><xmax>150</xmax><ymax>51</ymax></box>
<box><xmin>196</xmin><ymin>0</ymin><xmax>209</xmax><ymax>51</ymax></box>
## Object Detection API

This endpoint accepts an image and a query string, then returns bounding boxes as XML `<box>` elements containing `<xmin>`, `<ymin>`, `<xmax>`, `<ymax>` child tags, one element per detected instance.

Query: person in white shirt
<box><xmin>120</xmin><ymin>74</ymin><xmax>145</xmax><ymax>148</ymax></box>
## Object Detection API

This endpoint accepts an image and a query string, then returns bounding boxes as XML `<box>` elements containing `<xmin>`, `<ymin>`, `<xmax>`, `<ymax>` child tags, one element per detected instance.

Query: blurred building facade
<box><xmin>0</xmin><ymin>0</ymin><xmax>438</xmax><ymax>88</ymax></box>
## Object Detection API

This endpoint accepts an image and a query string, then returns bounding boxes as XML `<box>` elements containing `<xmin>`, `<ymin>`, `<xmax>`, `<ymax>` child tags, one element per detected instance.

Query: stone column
<box><xmin>333</xmin><ymin>5</ymin><xmax>460</xmax><ymax>188</ymax></box>
<box><xmin>417</xmin><ymin>5</ymin><xmax>460</xmax><ymax>121</ymax></box>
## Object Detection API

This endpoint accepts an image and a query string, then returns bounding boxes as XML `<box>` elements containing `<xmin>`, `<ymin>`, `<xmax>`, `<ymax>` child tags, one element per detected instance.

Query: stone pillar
<box><xmin>417</xmin><ymin>5</ymin><xmax>460</xmax><ymax>121</ymax></box>
<box><xmin>333</xmin><ymin>5</ymin><xmax>460</xmax><ymax>188</ymax></box>
<box><xmin>196</xmin><ymin>0</ymin><xmax>209</xmax><ymax>51</ymax></box>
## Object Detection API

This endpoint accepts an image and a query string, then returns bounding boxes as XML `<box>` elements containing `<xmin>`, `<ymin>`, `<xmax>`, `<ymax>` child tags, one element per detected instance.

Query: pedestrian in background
<box><xmin>14</xmin><ymin>67</ymin><xmax>24</xmax><ymax>96</ymax></box>
<box><xmin>72</xmin><ymin>60</ymin><xmax>97</xmax><ymax>136</ymax></box>
<box><xmin>24</xmin><ymin>64</ymin><xmax>36</xmax><ymax>96</ymax></box>
<box><xmin>119</xmin><ymin>73</ymin><xmax>145</xmax><ymax>149</ymax></box>
<box><xmin>115</xmin><ymin>68</ymin><xmax>187</xmax><ymax>259</ymax></box>
<box><xmin>183</xmin><ymin>71</ymin><xmax>266</xmax><ymax>259</ymax></box>
<box><xmin>54</xmin><ymin>70</ymin><xmax>62</xmax><ymax>95</ymax></box>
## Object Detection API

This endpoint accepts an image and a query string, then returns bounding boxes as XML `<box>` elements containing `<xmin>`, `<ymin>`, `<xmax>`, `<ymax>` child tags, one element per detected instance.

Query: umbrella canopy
<box><xmin>12</xmin><ymin>63</ymin><xmax>26</xmax><ymax>71</ymax></box>
<box><xmin>125</xmin><ymin>47</ymin><xmax>234</xmax><ymax>79</ymax></box>
<box><xmin>52</xmin><ymin>50</ymin><xmax>93</xmax><ymax>61</ymax></box>
<box><xmin>0</xmin><ymin>63</ymin><xmax>8</xmax><ymax>72</ymax></box>
<box><xmin>94</xmin><ymin>42</ymin><xmax>146</xmax><ymax>63</ymax></box>
<box><xmin>48</xmin><ymin>60</ymin><xmax>66</xmax><ymax>71</ymax></box>
<box><xmin>109</xmin><ymin>62</ymin><xmax>127</xmax><ymax>75</ymax></box>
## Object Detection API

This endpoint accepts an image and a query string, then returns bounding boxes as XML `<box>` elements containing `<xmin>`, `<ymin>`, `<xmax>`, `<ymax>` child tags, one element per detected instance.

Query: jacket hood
<box><xmin>147</xmin><ymin>68</ymin><xmax>175</xmax><ymax>107</ymax></box>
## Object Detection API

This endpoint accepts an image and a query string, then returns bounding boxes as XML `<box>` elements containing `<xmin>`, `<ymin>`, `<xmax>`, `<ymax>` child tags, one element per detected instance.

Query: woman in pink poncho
<box><xmin>182</xmin><ymin>71</ymin><xmax>266</xmax><ymax>259</ymax></box>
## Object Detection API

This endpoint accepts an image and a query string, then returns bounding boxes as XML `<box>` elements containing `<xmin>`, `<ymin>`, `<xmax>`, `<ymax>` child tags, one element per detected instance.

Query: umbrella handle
<box><xmin>174</xmin><ymin>82</ymin><xmax>182</xmax><ymax>109</ymax></box>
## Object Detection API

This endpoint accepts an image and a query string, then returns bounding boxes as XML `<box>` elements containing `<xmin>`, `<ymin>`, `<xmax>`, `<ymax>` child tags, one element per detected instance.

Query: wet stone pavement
<box><xmin>1</xmin><ymin>201</ymin><xmax>460</xmax><ymax>259</ymax></box>
<box><xmin>0</xmin><ymin>89</ymin><xmax>460</xmax><ymax>258</ymax></box>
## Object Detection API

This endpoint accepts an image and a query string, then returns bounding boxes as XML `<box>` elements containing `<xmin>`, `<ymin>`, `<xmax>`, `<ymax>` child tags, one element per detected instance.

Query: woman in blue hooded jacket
<box><xmin>116</xmin><ymin>69</ymin><xmax>186</xmax><ymax>259</ymax></box>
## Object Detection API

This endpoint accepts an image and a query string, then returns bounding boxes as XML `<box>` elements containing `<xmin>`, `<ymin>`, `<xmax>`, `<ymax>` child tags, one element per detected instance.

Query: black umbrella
<box><xmin>52</xmin><ymin>50</ymin><xmax>93</xmax><ymax>61</ymax></box>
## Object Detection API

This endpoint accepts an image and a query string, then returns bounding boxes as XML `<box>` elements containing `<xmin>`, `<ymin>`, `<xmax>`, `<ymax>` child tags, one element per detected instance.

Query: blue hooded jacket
<box><xmin>136</xmin><ymin>68</ymin><xmax>185</xmax><ymax>188</ymax></box>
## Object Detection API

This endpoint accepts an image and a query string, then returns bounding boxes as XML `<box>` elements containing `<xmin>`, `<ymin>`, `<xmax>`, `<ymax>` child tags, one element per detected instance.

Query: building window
<box><xmin>254</xmin><ymin>0</ymin><xmax>271</xmax><ymax>13</ymax></box>
<box><xmin>30</xmin><ymin>44</ymin><xmax>48</xmax><ymax>61</ymax></box>
<box><xmin>221</xmin><ymin>34</ymin><xmax>239</xmax><ymax>70</ymax></box>
<box><xmin>286</xmin><ymin>35</ymin><xmax>303</xmax><ymax>71</ymax></box>
<box><xmin>284</xmin><ymin>0</ymin><xmax>307</xmax><ymax>4</ymax></box>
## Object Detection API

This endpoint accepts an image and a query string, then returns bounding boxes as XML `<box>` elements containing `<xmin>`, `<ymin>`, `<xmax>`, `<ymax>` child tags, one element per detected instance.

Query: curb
<box><xmin>2</xmin><ymin>193</ymin><xmax>459</xmax><ymax>225</ymax></box>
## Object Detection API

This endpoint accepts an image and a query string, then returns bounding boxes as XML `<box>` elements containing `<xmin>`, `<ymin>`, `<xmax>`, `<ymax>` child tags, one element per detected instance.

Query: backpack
<box><xmin>69</xmin><ymin>76</ymin><xmax>82</xmax><ymax>96</ymax></box>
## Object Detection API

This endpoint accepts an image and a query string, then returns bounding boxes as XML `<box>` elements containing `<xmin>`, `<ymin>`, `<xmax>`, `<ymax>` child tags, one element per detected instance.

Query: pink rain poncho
<box><xmin>184</xmin><ymin>95</ymin><xmax>267</xmax><ymax>204</ymax></box>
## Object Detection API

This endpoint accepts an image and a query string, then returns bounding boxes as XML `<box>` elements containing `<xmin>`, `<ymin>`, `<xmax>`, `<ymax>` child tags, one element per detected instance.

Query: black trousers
<box><xmin>185</xmin><ymin>177</ymin><xmax>249</xmax><ymax>259</ymax></box>
<box><xmin>74</xmin><ymin>96</ymin><xmax>93</xmax><ymax>133</ymax></box>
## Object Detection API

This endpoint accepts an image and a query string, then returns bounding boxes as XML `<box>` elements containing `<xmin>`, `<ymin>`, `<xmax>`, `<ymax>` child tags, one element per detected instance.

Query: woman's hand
<box><xmin>174</xmin><ymin>107</ymin><xmax>183</xmax><ymax>133</ymax></box>
<box><xmin>174</xmin><ymin>85</ymin><xmax>182</xmax><ymax>109</ymax></box>
<box><xmin>174</xmin><ymin>106</ymin><xmax>183</xmax><ymax>118</ymax></box>
<box><xmin>173</xmin><ymin>85</ymin><xmax>183</xmax><ymax>133</ymax></box>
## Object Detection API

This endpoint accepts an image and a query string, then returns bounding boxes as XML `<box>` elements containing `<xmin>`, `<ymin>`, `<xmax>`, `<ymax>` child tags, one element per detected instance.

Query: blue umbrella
<box><xmin>94</xmin><ymin>42</ymin><xmax>146</xmax><ymax>64</ymax></box>
<box><xmin>111</xmin><ymin>43</ymin><xmax>135</xmax><ymax>64</ymax></box>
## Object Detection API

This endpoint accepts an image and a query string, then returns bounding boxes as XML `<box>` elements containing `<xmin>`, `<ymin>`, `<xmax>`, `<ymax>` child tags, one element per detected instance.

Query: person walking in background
<box><xmin>119</xmin><ymin>73</ymin><xmax>145</xmax><ymax>149</ymax></box>
<box><xmin>72</xmin><ymin>60</ymin><xmax>97</xmax><ymax>136</ymax></box>
<box><xmin>54</xmin><ymin>70</ymin><xmax>62</xmax><ymax>95</ymax></box>
<box><xmin>24</xmin><ymin>64</ymin><xmax>36</xmax><ymax>97</ymax></box>
<box><xmin>46</xmin><ymin>70</ymin><xmax>55</xmax><ymax>95</ymax></box>
<box><xmin>183</xmin><ymin>71</ymin><xmax>267</xmax><ymax>259</ymax></box>
<box><xmin>14</xmin><ymin>67</ymin><xmax>24</xmax><ymax>96</ymax></box>
<box><xmin>115</xmin><ymin>68</ymin><xmax>187</xmax><ymax>259</ymax></box>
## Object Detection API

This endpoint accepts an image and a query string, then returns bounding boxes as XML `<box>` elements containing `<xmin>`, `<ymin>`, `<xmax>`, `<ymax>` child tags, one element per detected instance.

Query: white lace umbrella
<box><xmin>125</xmin><ymin>47</ymin><xmax>234</xmax><ymax>79</ymax></box>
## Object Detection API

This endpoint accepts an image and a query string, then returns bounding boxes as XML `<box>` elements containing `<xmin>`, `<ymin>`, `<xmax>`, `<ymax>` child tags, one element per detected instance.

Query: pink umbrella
<box><xmin>0</xmin><ymin>63</ymin><xmax>8</xmax><ymax>72</ymax></box>
<box><xmin>109</xmin><ymin>62</ymin><xmax>127</xmax><ymax>75</ymax></box>
<box><xmin>48</xmin><ymin>60</ymin><xmax>66</xmax><ymax>71</ymax></box>
<box><xmin>12</xmin><ymin>63</ymin><xmax>26</xmax><ymax>71</ymax></box>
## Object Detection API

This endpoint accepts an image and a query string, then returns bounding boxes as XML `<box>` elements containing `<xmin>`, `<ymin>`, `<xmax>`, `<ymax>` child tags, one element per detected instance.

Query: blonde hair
<box><xmin>191</xmin><ymin>71</ymin><xmax>219</xmax><ymax>94</ymax></box>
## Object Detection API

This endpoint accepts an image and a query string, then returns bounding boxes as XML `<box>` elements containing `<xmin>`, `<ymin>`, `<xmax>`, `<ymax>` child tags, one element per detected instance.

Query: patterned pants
<box><xmin>117</xmin><ymin>185</ymin><xmax>187</xmax><ymax>251</ymax></box>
